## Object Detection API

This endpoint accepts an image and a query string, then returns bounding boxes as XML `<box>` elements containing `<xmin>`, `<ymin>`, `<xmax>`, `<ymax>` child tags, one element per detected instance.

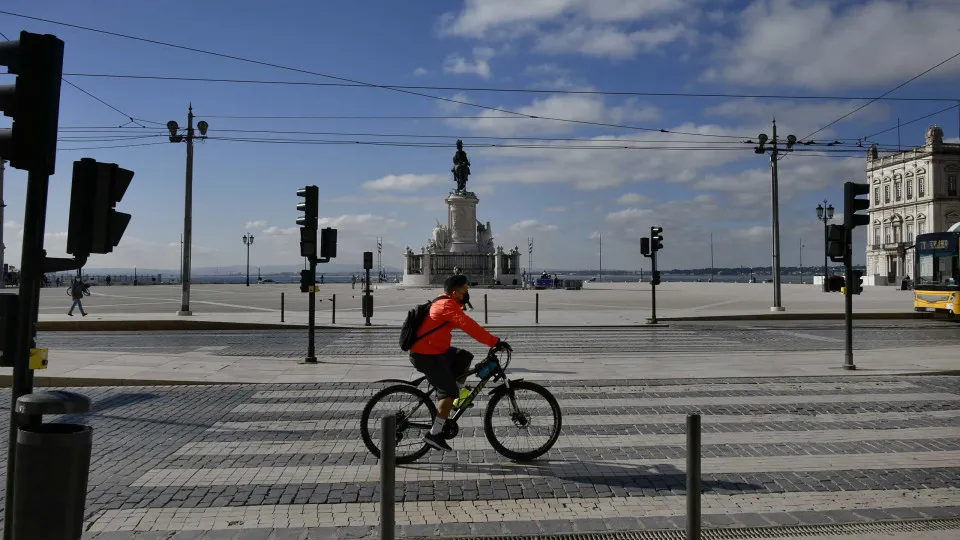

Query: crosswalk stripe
<box><xmin>250</xmin><ymin>380</ymin><xmax>920</xmax><ymax>399</ymax></box>
<box><xmin>205</xmin><ymin>409</ymin><xmax>960</xmax><ymax>432</ymax></box>
<box><xmin>229</xmin><ymin>392</ymin><xmax>958</xmax><ymax>413</ymax></box>
<box><xmin>84</xmin><ymin>487</ymin><xmax>960</xmax><ymax>532</ymax></box>
<box><xmin>174</xmin><ymin>426</ymin><xmax>960</xmax><ymax>456</ymax></box>
<box><xmin>130</xmin><ymin>450</ymin><xmax>960</xmax><ymax>487</ymax></box>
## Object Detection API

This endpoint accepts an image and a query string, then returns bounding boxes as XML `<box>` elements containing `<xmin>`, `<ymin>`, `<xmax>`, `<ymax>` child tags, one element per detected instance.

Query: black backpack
<box><xmin>399</xmin><ymin>296</ymin><xmax>449</xmax><ymax>352</ymax></box>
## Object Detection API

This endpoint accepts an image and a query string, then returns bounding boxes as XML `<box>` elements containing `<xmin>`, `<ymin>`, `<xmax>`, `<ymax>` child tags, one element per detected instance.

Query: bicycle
<box><xmin>360</xmin><ymin>346</ymin><xmax>562</xmax><ymax>464</ymax></box>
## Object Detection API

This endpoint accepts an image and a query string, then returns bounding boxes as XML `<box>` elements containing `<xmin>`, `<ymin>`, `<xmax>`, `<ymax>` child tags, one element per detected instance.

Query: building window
<box><xmin>906</xmin><ymin>179</ymin><xmax>913</xmax><ymax>199</ymax></box>
<box><xmin>895</xmin><ymin>180</ymin><xmax>902</xmax><ymax>201</ymax></box>
<box><xmin>906</xmin><ymin>223</ymin><xmax>914</xmax><ymax>242</ymax></box>
<box><xmin>950</xmin><ymin>174</ymin><xmax>957</xmax><ymax>196</ymax></box>
<box><xmin>893</xmin><ymin>223</ymin><xmax>902</xmax><ymax>242</ymax></box>
<box><xmin>918</xmin><ymin>220</ymin><xmax>926</xmax><ymax>235</ymax></box>
<box><xmin>874</xmin><ymin>187</ymin><xmax>880</xmax><ymax>205</ymax></box>
<box><xmin>884</xmin><ymin>226</ymin><xmax>891</xmax><ymax>244</ymax></box>
<box><xmin>918</xmin><ymin>177</ymin><xmax>926</xmax><ymax>197</ymax></box>
<box><xmin>874</xmin><ymin>227</ymin><xmax>881</xmax><ymax>247</ymax></box>
<box><xmin>884</xmin><ymin>185</ymin><xmax>891</xmax><ymax>203</ymax></box>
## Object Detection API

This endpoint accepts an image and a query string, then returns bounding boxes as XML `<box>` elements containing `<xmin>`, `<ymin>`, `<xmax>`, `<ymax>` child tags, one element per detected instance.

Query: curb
<box><xmin>36</xmin><ymin>312</ymin><xmax>947</xmax><ymax>331</ymax></box>
<box><xmin>0</xmin><ymin>375</ymin><xmax>240</xmax><ymax>388</ymax></box>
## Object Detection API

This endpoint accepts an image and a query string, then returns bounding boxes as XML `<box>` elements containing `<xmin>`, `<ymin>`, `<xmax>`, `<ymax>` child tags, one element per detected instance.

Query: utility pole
<box><xmin>598</xmin><ymin>233</ymin><xmax>602</xmax><ymax>283</ymax></box>
<box><xmin>242</xmin><ymin>233</ymin><xmax>254</xmax><ymax>286</ymax></box>
<box><xmin>167</xmin><ymin>105</ymin><xmax>209</xmax><ymax>315</ymax></box>
<box><xmin>709</xmin><ymin>232</ymin><xmax>714</xmax><ymax>282</ymax></box>
<box><xmin>799</xmin><ymin>238</ymin><xmax>803</xmax><ymax>285</ymax></box>
<box><xmin>754</xmin><ymin>119</ymin><xmax>797</xmax><ymax>311</ymax></box>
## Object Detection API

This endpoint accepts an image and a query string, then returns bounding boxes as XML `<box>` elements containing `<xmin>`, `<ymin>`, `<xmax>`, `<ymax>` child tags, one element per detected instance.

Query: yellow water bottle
<box><xmin>454</xmin><ymin>386</ymin><xmax>472</xmax><ymax>408</ymax></box>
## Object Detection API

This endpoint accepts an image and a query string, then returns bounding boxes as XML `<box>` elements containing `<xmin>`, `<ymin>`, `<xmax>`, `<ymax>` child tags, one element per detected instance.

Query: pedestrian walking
<box><xmin>67</xmin><ymin>277</ymin><xmax>90</xmax><ymax>317</ymax></box>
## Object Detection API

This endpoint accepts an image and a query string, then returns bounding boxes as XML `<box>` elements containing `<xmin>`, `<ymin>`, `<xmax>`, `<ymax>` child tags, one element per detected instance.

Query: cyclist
<box><xmin>409</xmin><ymin>274</ymin><xmax>511</xmax><ymax>451</ymax></box>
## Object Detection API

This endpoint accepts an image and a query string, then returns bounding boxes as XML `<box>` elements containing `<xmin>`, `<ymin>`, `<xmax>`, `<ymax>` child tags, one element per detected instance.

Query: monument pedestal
<box><xmin>447</xmin><ymin>192</ymin><xmax>479</xmax><ymax>253</ymax></box>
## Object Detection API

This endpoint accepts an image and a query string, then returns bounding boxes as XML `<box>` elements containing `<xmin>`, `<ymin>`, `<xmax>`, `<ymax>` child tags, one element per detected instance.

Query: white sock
<box><xmin>430</xmin><ymin>416</ymin><xmax>445</xmax><ymax>436</ymax></box>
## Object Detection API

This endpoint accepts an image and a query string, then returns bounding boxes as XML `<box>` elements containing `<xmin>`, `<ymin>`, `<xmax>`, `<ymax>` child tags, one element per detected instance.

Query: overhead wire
<box><xmin>861</xmin><ymin>102</ymin><xmax>960</xmax><ymax>142</ymax></box>
<box><xmin>0</xmin><ymin>9</ymin><xmax>751</xmax><ymax>140</ymax></box>
<box><xmin>1</xmin><ymin>28</ymin><xmax>154</xmax><ymax>127</ymax></box>
<box><xmin>60</xmin><ymin>72</ymin><xmax>960</xmax><ymax>103</ymax></box>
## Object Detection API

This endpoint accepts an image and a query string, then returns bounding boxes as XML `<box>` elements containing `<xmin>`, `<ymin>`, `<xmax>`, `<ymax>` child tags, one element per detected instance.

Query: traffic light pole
<box><xmin>650</xmin><ymin>250</ymin><xmax>658</xmax><ymax>324</ymax></box>
<box><xmin>842</xmin><ymin>227</ymin><xmax>856</xmax><ymax>370</ymax></box>
<box><xmin>364</xmin><ymin>267</ymin><xmax>372</xmax><ymax>326</ymax></box>
<box><xmin>5</xmin><ymin>170</ymin><xmax>50</xmax><ymax>539</ymax></box>
<box><xmin>305</xmin><ymin>260</ymin><xmax>317</xmax><ymax>364</ymax></box>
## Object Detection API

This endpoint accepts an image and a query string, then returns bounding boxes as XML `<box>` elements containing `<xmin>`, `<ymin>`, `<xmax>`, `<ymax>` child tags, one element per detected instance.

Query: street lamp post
<box><xmin>816</xmin><ymin>200</ymin><xmax>835</xmax><ymax>292</ymax></box>
<box><xmin>242</xmin><ymin>233</ymin><xmax>255</xmax><ymax>287</ymax></box>
<box><xmin>754</xmin><ymin>119</ymin><xmax>797</xmax><ymax>311</ymax></box>
<box><xmin>168</xmin><ymin>104</ymin><xmax>209</xmax><ymax>315</ymax></box>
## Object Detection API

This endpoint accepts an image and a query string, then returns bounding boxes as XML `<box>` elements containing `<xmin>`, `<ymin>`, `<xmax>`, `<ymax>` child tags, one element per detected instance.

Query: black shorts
<box><xmin>409</xmin><ymin>347</ymin><xmax>474</xmax><ymax>399</ymax></box>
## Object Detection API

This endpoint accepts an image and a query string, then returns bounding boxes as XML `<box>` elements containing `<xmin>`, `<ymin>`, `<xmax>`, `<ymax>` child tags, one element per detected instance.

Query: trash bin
<box><xmin>901</xmin><ymin>278</ymin><xmax>912</xmax><ymax>291</ymax></box>
<box><xmin>12</xmin><ymin>390</ymin><xmax>93</xmax><ymax>540</ymax></box>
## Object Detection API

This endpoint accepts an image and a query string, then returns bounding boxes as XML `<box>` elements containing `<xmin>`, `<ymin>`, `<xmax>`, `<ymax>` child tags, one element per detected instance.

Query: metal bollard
<box><xmin>281</xmin><ymin>292</ymin><xmax>285</xmax><ymax>322</ymax></box>
<box><xmin>380</xmin><ymin>415</ymin><xmax>396</xmax><ymax>540</ymax></box>
<box><xmin>484</xmin><ymin>294</ymin><xmax>488</xmax><ymax>324</ymax></box>
<box><xmin>535</xmin><ymin>293</ymin><xmax>539</xmax><ymax>324</ymax></box>
<box><xmin>332</xmin><ymin>294</ymin><xmax>336</xmax><ymax>324</ymax></box>
<box><xmin>687</xmin><ymin>413</ymin><xmax>701</xmax><ymax>540</ymax></box>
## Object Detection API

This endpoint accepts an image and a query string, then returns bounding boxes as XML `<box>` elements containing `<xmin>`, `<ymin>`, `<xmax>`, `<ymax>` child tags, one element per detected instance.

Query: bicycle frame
<box><xmin>374</xmin><ymin>348</ymin><xmax>518</xmax><ymax>426</ymax></box>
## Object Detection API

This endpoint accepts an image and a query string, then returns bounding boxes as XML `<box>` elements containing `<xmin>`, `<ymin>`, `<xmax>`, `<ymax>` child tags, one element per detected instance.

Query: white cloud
<box><xmin>446</xmin><ymin>94</ymin><xmax>659</xmax><ymax>137</ymax></box>
<box><xmin>441</xmin><ymin>0</ymin><xmax>690</xmax><ymax>37</ymax></box>
<box><xmin>363</xmin><ymin>174</ymin><xmax>445</xmax><ymax>192</ymax></box>
<box><xmin>535</xmin><ymin>23</ymin><xmax>687</xmax><ymax>58</ymax></box>
<box><xmin>263</xmin><ymin>226</ymin><xmax>297</xmax><ymax>236</ymax></box>
<box><xmin>438</xmin><ymin>92</ymin><xmax>471</xmax><ymax>113</ymax></box>
<box><xmin>245</xmin><ymin>220</ymin><xmax>267</xmax><ymax>229</ymax></box>
<box><xmin>705</xmin><ymin>98</ymin><xmax>891</xmax><ymax>138</ymax></box>
<box><xmin>509</xmin><ymin>219</ymin><xmax>559</xmax><ymax>233</ymax></box>
<box><xmin>440</xmin><ymin>0</ymin><xmax>695</xmax><ymax>58</ymax></box>
<box><xmin>443</xmin><ymin>47</ymin><xmax>495</xmax><ymax>78</ymax></box>
<box><xmin>413</xmin><ymin>67</ymin><xmax>428</xmax><ymax>76</ymax></box>
<box><xmin>606</xmin><ymin>208</ymin><xmax>653</xmax><ymax>224</ymax></box>
<box><xmin>317</xmin><ymin>214</ymin><xmax>408</xmax><ymax>235</ymax></box>
<box><xmin>616</xmin><ymin>193</ymin><xmax>649</xmax><ymax>205</ymax></box>
<box><xmin>703</xmin><ymin>0</ymin><xmax>960</xmax><ymax>90</ymax></box>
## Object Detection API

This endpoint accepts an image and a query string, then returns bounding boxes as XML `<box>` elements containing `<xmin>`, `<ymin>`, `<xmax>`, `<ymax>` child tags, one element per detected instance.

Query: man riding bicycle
<box><xmin>409</xmin><ymin>274</ymin><xmax>511</xmax><ymax>451</ymax></box>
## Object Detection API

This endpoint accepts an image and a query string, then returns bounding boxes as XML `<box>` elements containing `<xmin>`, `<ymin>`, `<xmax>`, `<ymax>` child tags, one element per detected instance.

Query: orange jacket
<box><xmin>409</xmin><ymin>294</ymin><xmax>499</xmax><ymax>355</ymax></box>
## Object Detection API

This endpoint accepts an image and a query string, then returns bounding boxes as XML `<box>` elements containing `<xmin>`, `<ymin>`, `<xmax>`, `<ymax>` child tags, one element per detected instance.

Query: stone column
<box><xmin>446</xmin><ymin>192</ymin><xmax>480</xmax><ymax>253</ymax></box>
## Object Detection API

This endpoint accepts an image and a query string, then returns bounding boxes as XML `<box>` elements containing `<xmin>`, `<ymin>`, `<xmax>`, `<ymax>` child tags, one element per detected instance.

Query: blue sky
<box><xmin>1</xmin><ymin>0</ymin><xmax>959</xmax><ymax>272</ymax></box>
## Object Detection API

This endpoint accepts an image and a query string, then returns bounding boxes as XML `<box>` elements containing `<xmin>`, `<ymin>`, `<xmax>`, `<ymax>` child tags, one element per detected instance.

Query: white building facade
<box><xmin>865</xmin><ymin>125</ymin><xmax>960</xmax><ymax>284</ymax></box>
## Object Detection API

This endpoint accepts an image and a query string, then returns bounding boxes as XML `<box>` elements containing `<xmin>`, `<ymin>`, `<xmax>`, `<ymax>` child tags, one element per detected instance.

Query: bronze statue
<box><xmin>451</xmin><ymin>139</ymin><xmax>470</xmax><ymax>192</ymax></box>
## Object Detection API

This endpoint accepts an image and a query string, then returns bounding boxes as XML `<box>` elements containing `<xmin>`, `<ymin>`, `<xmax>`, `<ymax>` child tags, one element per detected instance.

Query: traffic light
<box><xmin>851</xmin><ymin>269</ymin><xmax>864</xmax><ymax>295</ymax></box>
<box><xmin>640</xmin><ymin>237</ymin><xmax>650</xmax><ymax>257</ymax></box>
<box><xmin>363</xmin><ymin>251</ymin><xmax>373</xmax><ymax>270</ymax></box>
<box><xmin>297</xmin><ymin>185</ymin><xmax>319</xmax><ymax>259</ymax></box>
<box><xmin>844</xmin><ymin>181</ymin><xmax>870</xmax><ymax>230</ymax></box>
<box><xmin>66</xmin><ymin>158</ymin><xmax>134</xmax><ymax>257</ymax></box>
<box><xmin>0</xmin><ymin>31</ymin><xmax>65</xmax><ymax>174</ymax></box>
<box><xmin>826</xmin><ymin>224</ymin><xmax>846</xmax><ymax>263</ymax></box>
<box><xmin>319</xmin><ymin>227</ymin><xmax>337</xmax><ymax>260</ymax></box>
<box><xmin>651</xmin><ymin>271</ymin><xmax>661</xmax><ymax>286</ymax></box>
<box><xmin>650</xmin><ymin>226</ymin><xmax>663</xmax><ymax>251</ymax></box>
<box><xmin>299</xmin><ymin>269</ymin><xmax>313</xmax><ymax>293</ymax></box>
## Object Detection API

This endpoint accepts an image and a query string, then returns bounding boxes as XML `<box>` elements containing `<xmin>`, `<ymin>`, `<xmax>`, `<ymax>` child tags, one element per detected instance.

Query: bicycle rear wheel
<box><xmin>483</xmin><ymin>380</ymin><xmax>562</xmax><ymax>461</ymax></box>
<box><xmin>360</xmin><ymin>384</ymin><xmax>436</xmax><ymax>464</ymax></box>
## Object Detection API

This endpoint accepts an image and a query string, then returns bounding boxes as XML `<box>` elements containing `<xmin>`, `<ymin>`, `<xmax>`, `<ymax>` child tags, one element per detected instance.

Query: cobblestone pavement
<box><xmin>0</xmin><ymin>374</ymin><xmax>954</xmax><ymax>537</ymax></box>
<box><xmin>36</xmin><ymin>320</ymin><xmax>960</xmax><ymax>358</ymax></box>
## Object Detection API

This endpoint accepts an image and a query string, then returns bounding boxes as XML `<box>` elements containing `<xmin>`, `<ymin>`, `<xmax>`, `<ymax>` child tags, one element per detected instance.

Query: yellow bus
<box><xmin>913</xmin><ymin>230</ymin><xmax>960</xmax><ymax>315</ymax></box>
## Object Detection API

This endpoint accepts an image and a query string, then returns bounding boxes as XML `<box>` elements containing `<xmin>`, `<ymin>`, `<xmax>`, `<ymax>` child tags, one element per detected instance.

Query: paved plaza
<box><xmin>36</xmin><ymin>281</ymin><xmax>925</xmax><ymax>326</ymax></box>
<box><xmin>0</xmin><ymin>375</ymin><xmax>950</xmax><ymax>538</ymax></box>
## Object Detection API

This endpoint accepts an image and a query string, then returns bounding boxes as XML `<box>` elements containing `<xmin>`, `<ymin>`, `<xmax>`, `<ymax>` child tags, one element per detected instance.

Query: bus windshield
<box><xmin>914</xmin><ymin>233</ymin><xmax>960</xmax><ymax>291</ymax></box>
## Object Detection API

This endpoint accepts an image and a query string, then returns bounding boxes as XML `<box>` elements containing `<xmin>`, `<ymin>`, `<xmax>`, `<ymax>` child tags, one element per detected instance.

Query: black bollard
<box><xmin>687</xmin><ymin>413</ymin><xmax>701</xmax><ymax>540</ymax></box>
<box><xmin>535</xmin><ymin>292</ymin><xmax>539</xmax><ymax>324</ymax></box>
<box><xmin>484</xmin><ymin>294</ymin><xmax>488</xmax><ymax>324</ymax></box>
<box><xmin>380</xmin><ymin>415</ymin><xmax>395</xmax><ymax>540</ymax></box>
<box><xmin>281</xmin><ymin>292</ymin><xmax>285</xmax><ymax>322</ymax></box>
<box><xmin>332</xmin><ymin>293</ymin><xmax>336</xmax><ymax>324</ymax></box>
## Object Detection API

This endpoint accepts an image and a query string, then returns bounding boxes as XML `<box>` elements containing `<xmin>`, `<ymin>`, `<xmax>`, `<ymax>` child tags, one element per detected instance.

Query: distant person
<box><xmin>351</xmin><ymin>275</ymin><xmax>356</xmax><ymax>289</ymax></box>
<box><xmin>320</xmin><ymin>274</ymin><xmax>325</xmax><ymax>285</ymax></box>
<box><xmin>67</xmin><ymin>277</ymin><xmax>90</xmax><ymax>317</ymax></box>
<box><xmin>105</xmin><ymin>275</ymin><xmax>112</xmax><ymax>286</ymax></box>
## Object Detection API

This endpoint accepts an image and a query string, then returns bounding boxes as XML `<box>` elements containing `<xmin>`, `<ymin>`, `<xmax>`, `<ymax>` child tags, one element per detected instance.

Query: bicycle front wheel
<box><xmin>483</xmin><ymin>380</ymin><xmax>562</xmax><ymax>461</ymax></box>
<box><xmin>360</xmin><ymin>384</ymin><xmax>436</xmax><ymax>464</ymax></box>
